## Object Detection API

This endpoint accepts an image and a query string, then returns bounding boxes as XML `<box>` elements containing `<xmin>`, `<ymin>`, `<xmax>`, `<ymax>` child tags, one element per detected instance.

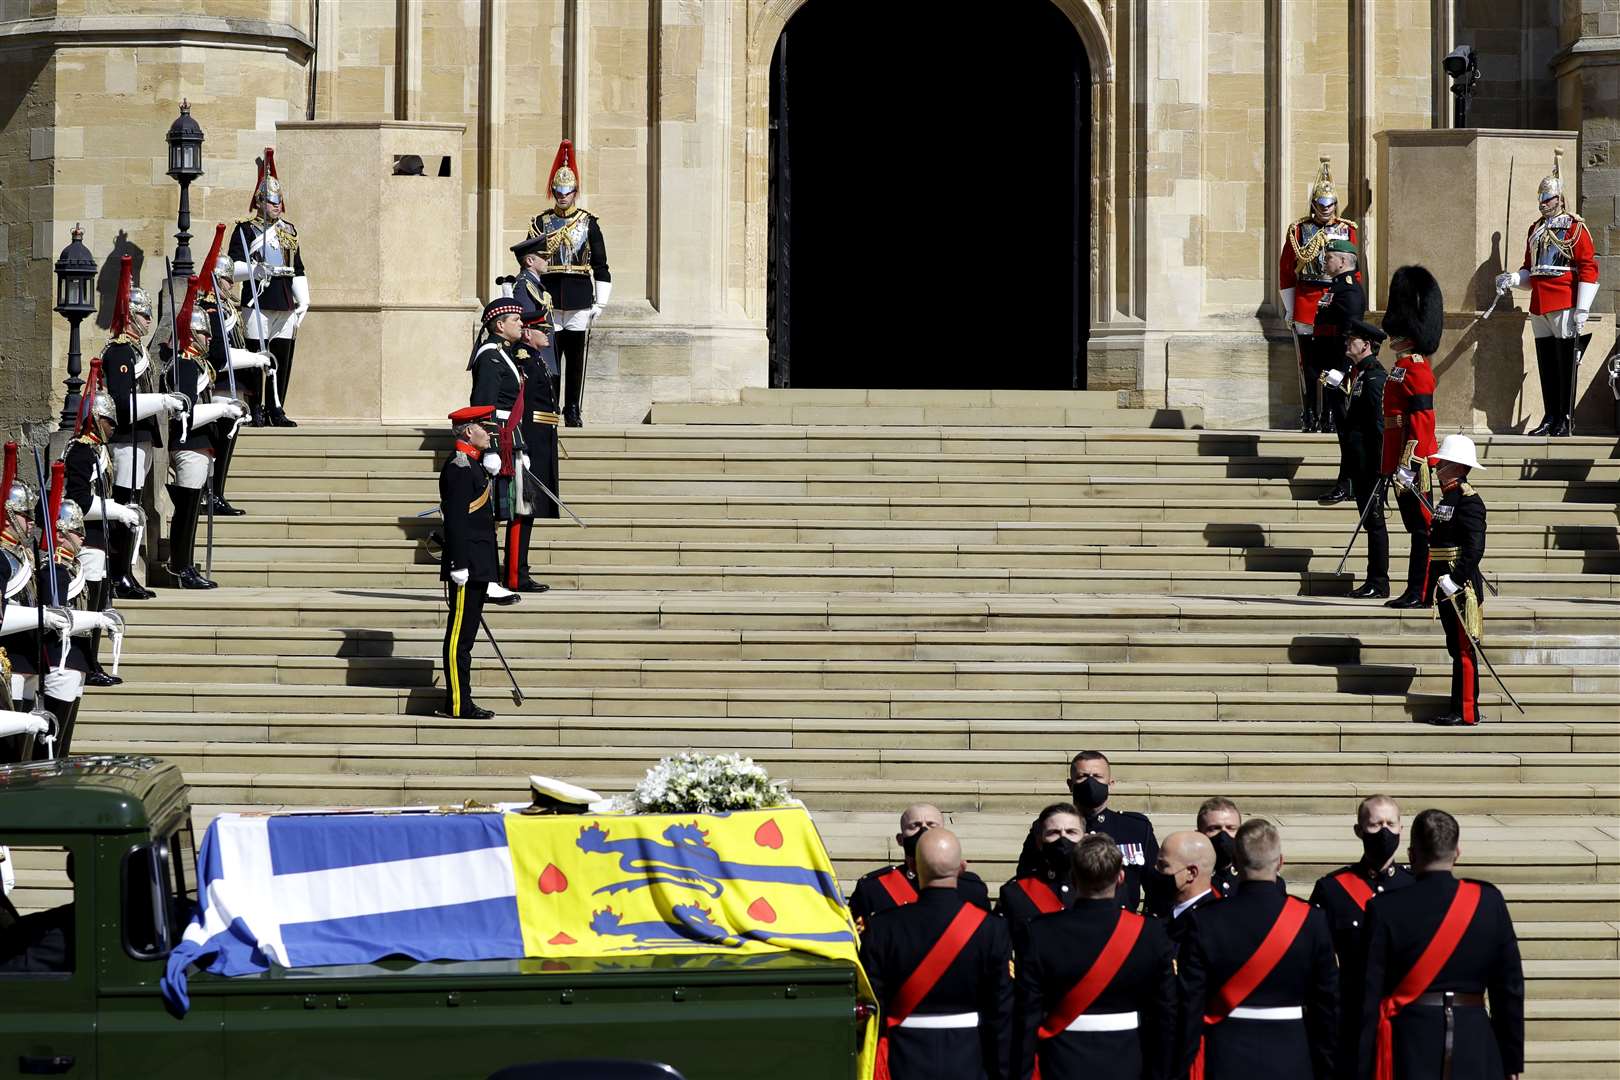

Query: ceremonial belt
<box><xmin>877</xmin><ymin>868</ymin><xmax>918</xmax><ymax>907</ymax></box>
<box><xmin>531</xmin><ymin>411</ymin><xmax>561</xmax><ymax>426</ymax></box>
<box><xmin>1387</xmin><ymin>414</ymin><xmax>1406</xmax><ymax>427</ymax></box>
<box><xmin>543</xmin><ymin>266</ymin><xmax>593</xmax><ymax>276</ymax></box>
<box><xmin>874</xmin><ymin>902</ymin><xmax>988</xmax><ymax>1080</ymax></box>
<box><xmin>1375</xmin><ymin>881</ymin><xmax>1481</xmax><ymax>1080</ymax></box>
<box><xmin>1429</xmin><ymin>547</ymin><xmax>1460</xmax><ymax>560</ymax></box>
<box><xmin>1228</xmin><ymin>1005</ymin><xmax>1303</xmax><ymax>1020</ymax></box>
<box><xmin>1038</xmin><ymin>910</ymin><xmax>1144</xmax><ymax>1039</ymax></box>
<box><xmin>494</xmin><ymin>409</ymin><xmax>510</xmax><ymax>421</ymax></box>
<box><xmin>1017</xmin><ymin>877</ymin><xmax>1065</xmax><ymax>915</ymax></box>
<box><xmin>1189</xmin><ymin>897</ymin><xmax>1311</xmax><ymax>1080</ymax></box>
<box><xmin>1333</xmin><ymin>869</ymin><xmax>1376</xmax><ymax>912</ymax></box>
<box><xmin>896</xmin><ymin>1012</ymin><xmax>978</xmax><ymax>1029</ymax></box>
<box><xmin>1406</xmin><ymin>395</ymin><xmax>1435</xmax><ymax>412</ymax></box>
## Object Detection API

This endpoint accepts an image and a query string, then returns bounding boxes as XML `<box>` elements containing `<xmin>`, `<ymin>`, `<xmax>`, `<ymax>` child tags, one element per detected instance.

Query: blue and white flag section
<box><xmin>160</xmin><ymin>811</ymin><xmax>523</xmax><ymax>1012</ymax></box>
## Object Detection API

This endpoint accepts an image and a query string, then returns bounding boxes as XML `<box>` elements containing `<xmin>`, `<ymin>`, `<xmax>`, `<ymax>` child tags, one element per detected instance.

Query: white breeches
<box><xmin>170</xmin><ymin>449</ymin><xmax>213</xmax><ymax>489</ymax></box>
<box><xmin>242</xmin><ymin>306</ymin><xmax>299</xmax><ymax>342</ymax></box>
<box><xmin>111</xmin><ymin>438</ymin><xmax>153</xmax><ymax>488</ymax></box>
<box><xmin>43</xmin><ymin>668</ymin><xmax>84</xmax><ymax>702</ymax></box>
<box><xmin>1530</xmin><ymin>310</ymin><xmax>1578</xmax><ymax>339</ymax></box>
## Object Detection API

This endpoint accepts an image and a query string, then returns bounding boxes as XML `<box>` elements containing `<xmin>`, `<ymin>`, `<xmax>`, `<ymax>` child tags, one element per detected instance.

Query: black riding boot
<box><xmin>1528</xmin><ymin>336</ymin><xmax>1558</xmax><ymax>435</ymax></box>
<box><xmin>166</xmin><ymin>484</ymin><xmax>217</xmax><ymax>589</ymax></box>
<box><xmin>209</xmin><ymin>436</ymin><xmax>246</xmax><ymax>516</ymax></box>
<box><xmin>109</xmin><ymin>488</ymin><xmax>156</xmax><ymax>599</ymax></box>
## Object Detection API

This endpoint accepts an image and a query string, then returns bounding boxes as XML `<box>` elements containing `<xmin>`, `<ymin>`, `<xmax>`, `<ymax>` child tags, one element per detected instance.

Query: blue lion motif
<box><xmin>576</xmin><ymin>821</ymin><xmax>841</xmax><ymax>902</ymax></box>
<box><xmin>590</xmin><ymin>904</ymin><xmax>854</xmax><ymax>952</ymax></box>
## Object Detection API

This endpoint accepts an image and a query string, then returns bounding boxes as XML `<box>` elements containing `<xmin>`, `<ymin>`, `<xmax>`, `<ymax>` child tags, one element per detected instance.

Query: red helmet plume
<box><xmin>109</xmin><ymin>255</ymin><xmax>134</xmax><ymax>337</ymax></box>
<box><xmin>201</xmin><ymin>223</ymin><xmax>227</xmax><ymax>283</ymax></box>
<box><xmin>1</xmin><ymin>442</ymin><xmax>16</xmax><ymax>505</ymax></box>
<box><xmin>250</xmin><ymin>147</ymin><xmax>283</xmax><ymax>212</ymax></box>
<box><xmin>177</xmin><ymin>274</ymin><xmax>204</xmax><ymax>355</ymax></box>
<box><xmin>548</xmin><ymin>140</ymin><xmax>579</xmax><ymax>196</ymax></box>
<box><xmin>47</xmin><ymin>461</ymin><xmax>65</xmax><ymax>537</ymax></box>
<box><xmin>74</xmin><ymin>358</ymin><xmax>104</xmax><ymax>435</ymax></box>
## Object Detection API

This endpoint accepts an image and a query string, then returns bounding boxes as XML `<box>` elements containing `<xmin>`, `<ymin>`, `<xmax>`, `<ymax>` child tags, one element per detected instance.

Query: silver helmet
<box><xmin>90</xmin><ymin>390</ymin><xmax>116</xmax><ymax>424</ymax></box>
<box><xmin>55</xmin><ymin>500</ymin><xmax>85</xmax><ymax>536</ymax></box>
<box><xmin>213</xmin><ymin>253</ymin><xmax>233</xmax><ymax>279</ymax></box>
<box><xmin>4</xmin><ymin>481</ymin><xmax>35</xmax><ymax>518</ymax></box>
<box><xmin>189</xmin><ymin>306</ymin><xmax>211</xmax><ymax>336</ymax></box>
<box><xmin>128</xmin><ymin>286</ymin><xmax>153</xmax><ymax>320</ymax></box>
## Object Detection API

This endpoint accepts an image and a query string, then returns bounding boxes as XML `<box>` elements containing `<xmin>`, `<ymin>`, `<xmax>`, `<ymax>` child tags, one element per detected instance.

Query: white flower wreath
<box><xmin>623</xmin><ymin>751</ymin><xmax>790</xmax><ymax>814</ymax></box>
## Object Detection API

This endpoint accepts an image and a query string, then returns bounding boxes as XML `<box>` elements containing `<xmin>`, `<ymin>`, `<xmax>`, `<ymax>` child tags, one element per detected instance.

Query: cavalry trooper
<box><xmin>101</xmin><ymin>255</ymin><xmax>188</xmax><ymax>600</ymax></box>
<box><xmin>1417</xmin><ymin>434</ymin><xmax>1489</xmax><ymax>727</ymax></box>
<box><xmin>467</xmin><ymin>297</ymin><xmax>534</xmax><ymax>601</ymax></box>
<box><xmin>1279</xmin><ymin>157</ymin><xmax>1359</xmax><ymax>432</ymax></box>
<box><xmin>1176</xmin><ymin>818</ymin><xmax>1338</xmax><ymax>1080</ymax></box>
<box><xmin>229</xmin><ymin>148</ymin><xmax>310</xmax><ymax>427</ymax></box>
<box><xmin>1356</xmin><ymin>809</ymin><xmax>1523</xmax><ymax>1080</ymax></box>
<box><xmin>1325</xmin><ymin>318</ymin><xmax>1391</xmax><ymax>599</ymax></box>
<box><xmin>198</xmin><ymin>221</ymin><xmax>273</xmax><ymax>516</ymax></box>
<box><xmin>527</xmin><ymin>140</ymin><xmax>612</xmax><ymax>427</ymax></box>
<box><xmin>848</xmin><ymin>804</ymin><xmax>991</xmax><ymax>932</ymax></box>
<box><xmin>167</xmin><ymin>275</ymin><xmax>249</xmax><ymax>590</ymax></box>
<box><xmin>1313</xmin><ymin>238</ymin><xmax>1365</xmax><ymax>504</ymax></box>
<box><xmin>502</xmin><ymin>305</ymin><xmax>562</xmax><ymax>595</ymax></box>
<box><xmin>858</xmin><ymin>828</ymin><xmax>1012</xmax><ymax>1080</ymax></box>
<box><xmin>1495</xmin><ymin>148</ymin><xmax>1600</xmax><ymax>436</ymax></box>
<box><xmin>33</xmin><ymin>491</ymin><xmax>120</xmax><ymax>758</ymax></box>
<box><xmin>1069</xmin><ymin>751</ymin><xmax>1157</xmax><ymax>912</ymax></box>
<box><xmin>997</xmin><ymin>803</ymin><xmax>1083</xmax><ymax>949</ymax></box>
<box><xmin>1378</xmin><ymin>266</ymin><xmax>1443</xmax><ymax>610</ymax></box>
<box><xmin>1012</xmin><ymin>834</ymin><xmax>1177</xmax><ymax>1080</ymax></box>
<box><xmin>61</xmin><ymin>389</ymin><xmax>139</xmax><ymax>687</ymax></box>
<box><xmin>439</xmin><ymin>405</ymin><xmax>505</xmax><ymax>721</ymax></box>
<box><xmin>1309</xmin><ymin>795</ymin><xmax>1415</xmax><ymax>1080</ymax></box>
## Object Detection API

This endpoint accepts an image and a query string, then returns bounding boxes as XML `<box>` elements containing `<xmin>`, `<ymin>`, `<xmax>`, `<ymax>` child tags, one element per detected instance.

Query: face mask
<box><xmin>1360</xmin><ymin>827</ymin><xmax>1400</xmax><ymax>866</ymax></box>
<box><xmin>1041</xmin><ymin>836</ymin><xmax>1076</xmax><ymax>876</ymax></box>
<box><xmin>900</xmin><ymin>826</ymin><xmax>928</xmax><ymax>861</ymax></box>
<box><xmin>1210</xmin><ymin>831</ymin><xmax>1237</xmax><ymax>872</ymax></box>
<box><xmin>1070</xmin><ymin>776</ymin><xmax>1108</xmax><ymax>810</ymax></box>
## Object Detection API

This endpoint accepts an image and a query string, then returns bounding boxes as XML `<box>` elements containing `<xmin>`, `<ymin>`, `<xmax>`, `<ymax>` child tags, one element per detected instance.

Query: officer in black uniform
<box><xmin>1328</xmin><ymin>318</ymin><xmax>1391</xmax><ymax>599</ymax></box>
<box><xmin>1195</xmin><ymin>796</ymin><xmax>1243</xmax><ymax>898</ymax></box>
<box><xmin>1177</xmin><ymin>819</ymin><xmax>1338</xmax><ymax>1080</ymax></box>
<box><xmin>510</xmin><ymin>235</ymin><xmax>560</xmax><ymax>404</ymax></box>
<box><xmin>849</xmin><ymin>804</ymin><xmax>991</xmax><ymax>932</ymax></box>
<box><xmin>1012</xmin><ymin>834</ymin><xmax>1176</xmax><ymax>1080</ymax></box>
<box><xmin>1313</xmin><ymin>239</ymin><xmax>1366</xmax><ymax>504</ymax></box>
<box><xmin>997</xmin><ymin>803</ymin><xmax>1082</xmax><ymax>949</ymax></box>
<box><xmin>528</xmin><ymin>140</ymin><xmax>611</xmax><ymax>427</ymax></box>
<box><xmin>1146</xmin><ymin>830</ymin><xmax>1219</xmax><ymax>954</ymax></box>
<box><xmin>1356</xmin><ymin>808</ymin><xmax>1523</xmax><ymax>1080</ymax></box>
<box><xmin>1422</xmin><ymin>435</ymin><xmax>1489</xmax><ymax>727</ymax></box>
<box><xmin>504</xmin><ymin>308</ymin><xmax>561</xmax><ymax>595</ymax></box>
<box><xmin>467</xmin><ymin>297</ymin><xmax>535</xmax><ymax>598</ymax></box>
<box><xmin>1068</xmin><ymin>751</ymin><xmax>1157</xmax><ymax>912</ymax></box>
<box><xmin>860</xmin><ymin>828</ymin><xmax>1012</xmax><ymax>1080</ymax></box>
<box><xmin>438</xmin><ymin>405</ymin><xmax>504</xmax><ymax>721</ymax></box>
<box><xmin>1308</xmin><ymin>794</ymin><xmax>1414</xmax><ymax>1080</ymax></box>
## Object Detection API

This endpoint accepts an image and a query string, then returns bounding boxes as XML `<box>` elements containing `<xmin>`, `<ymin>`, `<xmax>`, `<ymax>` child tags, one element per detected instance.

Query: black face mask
<box><xmin>1210</xmin><ymin>831</ymin><xmax>1237</xmax><ymax>872</ymax></box>
<box><xmin>1142</xmin><ymin>866</ymin><xmax>1180</xmax><ymax>917</ymax></box>
<box><xmin>1041</xmin><ymin>837</ymin><xmax>1077</xmax><ymax>876</ymax></box>
<box><xmin>1360</xmin><ymin>827</ymin><xmax>1400</xmax><ymax>866</ymax></box>
<box><xmin>900</xmin><ymin>826</ymin><xmax>928</xmax><ymax>861</ymax></box>
<box><xmin>1070</xmin><ymin>776</ymin><xmax>1109</xmax><ymax>810</ymax></box>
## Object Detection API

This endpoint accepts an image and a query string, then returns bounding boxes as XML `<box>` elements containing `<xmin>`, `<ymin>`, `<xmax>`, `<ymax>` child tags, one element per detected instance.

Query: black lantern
<box><xmin>165</xmin><ymin>98</ymin><xmax>205</xmax><ymax>277</ymax></box>
<box><xmin>1443</xmin><ymin>46</ymin><xmax>1481</xmax><ymax>128</ymax></box>
<box><xmin>54</xmin><ymin>223</ymin><xmax>98</xmax><ymax>430</ymax></box>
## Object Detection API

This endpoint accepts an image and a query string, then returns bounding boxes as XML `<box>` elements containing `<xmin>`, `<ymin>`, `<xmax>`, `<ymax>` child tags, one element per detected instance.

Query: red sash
<box><xmin>874</xmin><ymin>903</ymin><xmax>987</xmax><ymax>1080</ymax></box>
<box><xmin>1375</xmin><ymin>881</ymin><xmax>1481</xmax><ymax>1080</ymax></box>
<box><xmin>1037</xmin><ymin>910</ymin><xmax>1144</xmax><ymax>1039</ymax></box>
<box><xmin>877</xmin><ymin>868</ymin><xmax>918</xmax><ymax>907</ymax></box>
<box><xmin>1017</xmin><ymin>877</ymin><xmax>1064</xmax><ymax>914</ymax></box>
<box><xmin>1189</xmin><ymin>897</ymin><xmax>1310</xmax><ymax>1080</ymax></box>
<box><xmin>1334</xmin><ymin>869</ymin><xmax>1376</xmax><ymax>912</ymax></box>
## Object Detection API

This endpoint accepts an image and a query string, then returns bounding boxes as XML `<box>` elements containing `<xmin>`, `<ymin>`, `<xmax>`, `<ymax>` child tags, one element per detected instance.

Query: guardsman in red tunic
<box><xmin>1177</xmin><ymin>819</ymin><xmax>1338</xmax><ymax>1080</ymax></box>
<box><xmin>1308</xmin><ymin>795</ymin><xmax>1415</xmax><ymax>1080</ymax></box>
<box><xmin>1494</xmin><ymin>149</ymin><xmax>1599</xmax><ymax>436</ymax></box>
<box><xmin>1378</xmin><ymin>266</ymin><xmax>1443</xmax><ymax>610</ymax></box>
<box><xmin>1280</xmin><ymin>158</ymin><xmax>1360</xmax><ymax>432</ymax></box>
<box><xmin>849</xmin><ymin>804</ymin><xmax>992</xmax><ymax>932</ymax></box>
<box><xmin>860</xmin><ymin>828</ymin><xmax>1013</xmax><ymax>1080</ymax></box>
<box><xmin>1013</xmin><ymin>834</ymin><xmax>1177</xmax><ymax>1080</ymax></box>
<box><xmin>1356</xmin><ymin>809</ymin><xmax>1523</xmax><ymax>1080</ymax></box>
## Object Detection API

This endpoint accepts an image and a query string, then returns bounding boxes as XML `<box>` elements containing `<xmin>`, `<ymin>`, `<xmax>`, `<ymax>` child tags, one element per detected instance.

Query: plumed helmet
<box><xmin>90</xmin><ymin>391</ymin><xmax>116</xmax><ymax>424</ymax></box>
<box><xmin>1382</xmin><ymin>265</ymin><xmax>1445</xmax><ymax>356</ymax></box>
<box><xmin>252</xmin><ymin>148</ymin><xmax>284</xmax><ymax>212</ymax></box>
<box><xmin>1310</xmin><ymin>156</ymin><xmax>1337</xmax><ymax>209</ymax></box>
<box><xmin>548</xmin><ymin>140</ymin><xmax>580</xmax><ymax>197</ymax></box>
<box><xmin>128</xmin><ymin>286</ymin><xmax>153</xmax><ymax>320</ymax></box>
<box><xmin>189</xmin><ymin>306</ymin><xmax>212</xmax><ymax>335</ymax></box>
<box><xmin>1538</xmin><ymin>147</ymin><xmax>1565</xmax><ymax>204</ymax></box>
<box><xmin>55</xmin><ymin>500</ymin><xmax>85</xmax><ymax>536</ymax></box>
<box><xmin>213</xmin><ymin>253</ymin><xmax>232</xmax><ymax>279</ymax></box>
<box><xmin>3</xmin><ymin>482</ymin><xmax>31</xmax><ymax>518</ymax></box>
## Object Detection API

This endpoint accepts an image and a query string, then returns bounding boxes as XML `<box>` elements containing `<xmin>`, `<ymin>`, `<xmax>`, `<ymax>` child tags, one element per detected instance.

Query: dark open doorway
<box><xmin>768</xmin><ymin>0</ymin><xmax>1090</xmax><ymax>390</ymax></box>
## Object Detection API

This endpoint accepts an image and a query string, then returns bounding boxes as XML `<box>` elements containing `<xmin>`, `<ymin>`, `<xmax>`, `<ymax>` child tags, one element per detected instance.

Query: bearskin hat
<box><xmin>1382</xmin><ymin>265</ymin><xmax>1444</xmax><ymax>356</ymax></box>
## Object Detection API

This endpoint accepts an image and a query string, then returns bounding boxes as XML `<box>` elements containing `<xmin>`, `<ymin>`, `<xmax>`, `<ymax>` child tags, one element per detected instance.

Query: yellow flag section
<box><xmin>505</xmin><ymin>804</ymin><xmax>878</xmax><ymax>1078</ymax></box>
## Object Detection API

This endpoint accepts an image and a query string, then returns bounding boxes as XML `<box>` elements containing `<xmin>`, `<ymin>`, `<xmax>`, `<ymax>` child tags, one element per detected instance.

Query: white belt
<box><xmin>494</xmin><ymin>409</ymin><xmax>510</xmax><ymax>421</ymax></box>
<box><xmin>897</xmin><ymin>1012</ymin><xmax>978</xmax><ymax>1030</ymax></box>
<box><xmin>1063</xmin><ymin>1011</ymin><xmax>1138</xmax><ymax>1032</ymax></box>
<box><xmin>1227</xmin><ymin>1005</ymin><xmax>1303</xmax><ymax>1021</ymax></box>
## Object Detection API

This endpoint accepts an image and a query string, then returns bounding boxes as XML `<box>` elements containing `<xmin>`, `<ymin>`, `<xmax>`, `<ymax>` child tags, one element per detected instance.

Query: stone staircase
<box><xmin>77</xmin><ymin>390</ymin><xmax>1619</xmax><ymax>1076</ymax></box>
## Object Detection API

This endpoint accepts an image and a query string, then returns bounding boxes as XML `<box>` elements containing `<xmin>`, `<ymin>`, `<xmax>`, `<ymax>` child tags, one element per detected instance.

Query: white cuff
<box><xmin>0</xmin><ymin>605</ymin><xmax>41</xmax><ymax>636</ymax></box>
<box><xmin>70</xmin><ymin>610</ymin><xmax>105</xmax><ymax>635</ymax></box>
<box><xmin>594</xmin><ymin>280</ymin><xmax>613</xmax><ymax>308</ymax></box>
<box><xmin>1280</xmin><ymin>287</ymin><xmax>1295</xmax><ymax>315</ymax></box>
<box><xmin>291</xmin><ymin>276</ymin><xmax>310</xmax><ymax>310</ymax></box>
<box><xmin>231</xmin><ymin>260</ymin><xmax>254</xmax><ymax>284</ymax></box>
<box><xmin>133</xmin><ymin>393</ymin><xmax>168</xmax><ymax>421</ymax></box>
<box><xmin>1576</xmin><ymin>281</ymin><xmax>1599</xmax><ymax>313</ymax></box>
<box><xmin>1513</xmin><ymin>268</ymin><xmax>1530</xmax><ymax>289</ymax></box>
<box><xmin>227</xmin><ymin>347</ymin><xmax>268</xmax><ymax>371</ymax></box>
<box><xmin>191</xmin><ymin>402</ymin><xmax>234</xmax><ymax>427</ymax></box>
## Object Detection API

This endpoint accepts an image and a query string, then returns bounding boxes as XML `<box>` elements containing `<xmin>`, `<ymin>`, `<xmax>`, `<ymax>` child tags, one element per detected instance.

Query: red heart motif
<box><xmin>548</xmin><ymin>931</ymin><xmax>576</xmax><ymax>945</ymax></box>
<box><xmin>541</xmin><ymin>959</ymin><xmax>571</xmax><ymax>972</ymax></box>
<box><xmin>538</xmin><ymin>864</ymin><xmax>568</xmax><ymax>894</ymax></box>
<box><xmin>754</xmin><ymin>819</ymin><xmax>784</xmax><ymax>850</ymax></box>
<box><xmin>747</xmin><ymin>897</ymin><xmax>777</xmax><ymax>924</ymax></box>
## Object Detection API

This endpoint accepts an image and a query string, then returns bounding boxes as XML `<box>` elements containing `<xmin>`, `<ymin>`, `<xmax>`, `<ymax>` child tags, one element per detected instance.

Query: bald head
<box><xmin>899</xmin><ymin>804</ymin><xmax>944</xmax><ymax>834</ymax></box>
<box><xmin>1158</xmin><ymin>831</ymin><xmax>1217</xmax><ymax>904</ymax></box>
<box><xmin>914</xmin><ymin>828</ymin><xmax>963</xmax><ymax>889</ymax></box>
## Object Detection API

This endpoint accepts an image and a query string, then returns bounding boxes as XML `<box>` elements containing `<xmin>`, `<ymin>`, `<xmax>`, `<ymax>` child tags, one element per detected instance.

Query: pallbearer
<box><xmin>439</xmin><ymin>406</ymin><xmax>504</xmax><ymax>721</ymax></box>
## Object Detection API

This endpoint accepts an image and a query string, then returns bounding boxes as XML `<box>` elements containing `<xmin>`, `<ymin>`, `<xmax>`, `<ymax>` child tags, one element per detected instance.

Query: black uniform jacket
<box><xmin>62</xmin><ymin>434</ymin><xmax>115</xmax><ymax>547</ymax></box>
<box><xmin>102</xmin><ymin>337</ymin><xmax>162</xmax><ymax>447</ymax></box>
<box><xmin>996</xmin><ymin>873</ymin><xmax>1077</xmax><ymax>953</ymax></box>
<box><xmin>1013</xmin><ymin>899</ymin><xmax>1176</xmax><ymax>1080</ymax></box>
<box><xmin>1164</xmin><ymin>888</ymin><xmax>1220</xmax><ymax>956</ymax></box>
<box><xmin>513</xmin><ymin>343</ymin><xmax>561</xmax><ymax>521</ymax></box>
<box><xmin>469</xmin><ymin>341</ymin><xmax>524</xmax><ymax>423</ymax></box>
<box><xmin>513</xmin><ymin>269</ymin><xmax>551</xmax><ymax>326</ymax></box>
<box><xmin>1085</xmin><ymin>807</ymin><xmax>1157</xmax><ymax>912</ymax></box>
<box><xmin>228</xmin><ymin>217</ymin><xmax>306</xmax><ymax>312</ymax></box>
<box><xmin>859</xmin><ymin>888</ymin><xmax>1013</xmax><ymax>1080</ymax></box>
<box><xmin>438</xmin><ymin>451</ymin><xmax>499</xmax><ymax>585</ymax></box>
<box><xmin>848</xmin><ymin>864</ymin><xmax>990</xmax><ymax>931</ymax></box>
<box><xmin>1355</xmin><ymin>871</ymin><xmax>1524</xmax><ymax>1080</ymax></box>
<box><xmin>1425</xmin><ymin>482</ymin><xmax>1486</xmax><ymax>600</ymax></box>
<box><xmin>1343</xmin><ymin>357</ymin><xmax>1387</xmax><ymax>476</ymax></box>
<box><xmin>168</xmin><ymin>348</ymin><xmax>220</xmax><ymax>454</ymax></box>
<box><xmin>1177</xmin><ymin>880</ymin><xmax>1339</xmax><ymax>1080</ymax></box>
<box><xmin>36</xmin><ymin>551</ymin><xmax>89</xmax><ymax>674</ymax></box>
<box><xmin>1314</xmin><ymin>270</ymin><xmax>1367</xmax><ymax>347</ymax></box>
<box><xmin>1311</xmin><ymin>863</ymin><xmax>1415</xmax><ymax>1080</ymax></box>
<box><xmin>528</xmin><ymin>207</ymin><xmax>611</xmax><ymax>312</ymax></box>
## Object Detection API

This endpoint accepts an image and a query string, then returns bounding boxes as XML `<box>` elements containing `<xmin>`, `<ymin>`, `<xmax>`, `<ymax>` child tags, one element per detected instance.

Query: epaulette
<box><xmin>73</xmin><ymin>434</ymin><xmax>96</xmax><ymax>446</ymax></box>
<box><xmin>233</xmin><ymin>215</ymin><xmax>258</xmax><ymax>227</ymax></box>
<box><xmin>279</xmin><ymin>218</ymin><xmax>298</xmax><ymax>236</ymax></box>
<box><xmin>1460</xmin><ymin>482</ymin><xmax>1475</xmax><ymax>496</ymax></box>
<box><xmin>451</xmin><ymin>454</ymin><xmax>470</xmax><ymax>469</ymax></box>
<box><xmin>110</xmin><ymin>332</ymin><xmax>139</xmax><ymax>347</ymax></box>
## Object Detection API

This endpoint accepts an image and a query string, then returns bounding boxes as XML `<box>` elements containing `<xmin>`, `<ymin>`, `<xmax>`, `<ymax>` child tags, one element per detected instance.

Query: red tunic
<box><xmin>1279</xmin><ymin>218</ymin><xmax>1360</xmax><ymax>326</ymax></box>
<box><xmin>1380</xmin><ymin>353</ymin><xmax>1438</xmax><ymax>475</ymax></box>
<box><xmin>1520</xmin><ymin>216</ymin><xmax>1598</xmax><ymax>315</ymax></box>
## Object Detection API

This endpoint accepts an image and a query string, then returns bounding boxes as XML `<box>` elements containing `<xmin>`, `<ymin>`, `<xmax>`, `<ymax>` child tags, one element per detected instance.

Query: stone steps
<box><xmin>647</xmin><ymin>402</ymin><xmax>1207</xmax><ymax>427</ymax></box>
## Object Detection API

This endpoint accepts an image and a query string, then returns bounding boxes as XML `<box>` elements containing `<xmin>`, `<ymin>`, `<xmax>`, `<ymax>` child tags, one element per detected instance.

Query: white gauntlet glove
<box><xmin>1322</xmin><ymin>370</ymin><xmax>1345</xmax><ymax>390</ymax></box>
<box><xmin>165</xmin><ymin>393</ymin><xmax>191</xmax><ymax>415</ymax></box>
<box><xmin>482</xmin><ymin>452</ymin><xmax>502</xmax><ymax>476</ymax></box>
<box><xmin>1436</xmin><ymin>574</ymin><xmax>1459</xmax><ymax>598</ymax></box>
<box><xmin>450</xmin><ymin>568</ymin><xmax>469</xmax><ymax>586</ymax></box>
<box><xmin>42</xmin><ymin>608</ymin><xmax>72</xmax><ymax>634</ymax></box>
<box><xmin>1392</xmin><ymin>466</ymin><xmax>1415</xmax><ymax>491</ymax></box>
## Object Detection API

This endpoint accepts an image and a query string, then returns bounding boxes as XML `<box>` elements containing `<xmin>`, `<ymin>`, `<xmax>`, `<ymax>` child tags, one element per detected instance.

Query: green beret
<box><xmin>1327</xmin><ymin>238</ymin><xmax>1359</xmax><ymax>255</ymax></box>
